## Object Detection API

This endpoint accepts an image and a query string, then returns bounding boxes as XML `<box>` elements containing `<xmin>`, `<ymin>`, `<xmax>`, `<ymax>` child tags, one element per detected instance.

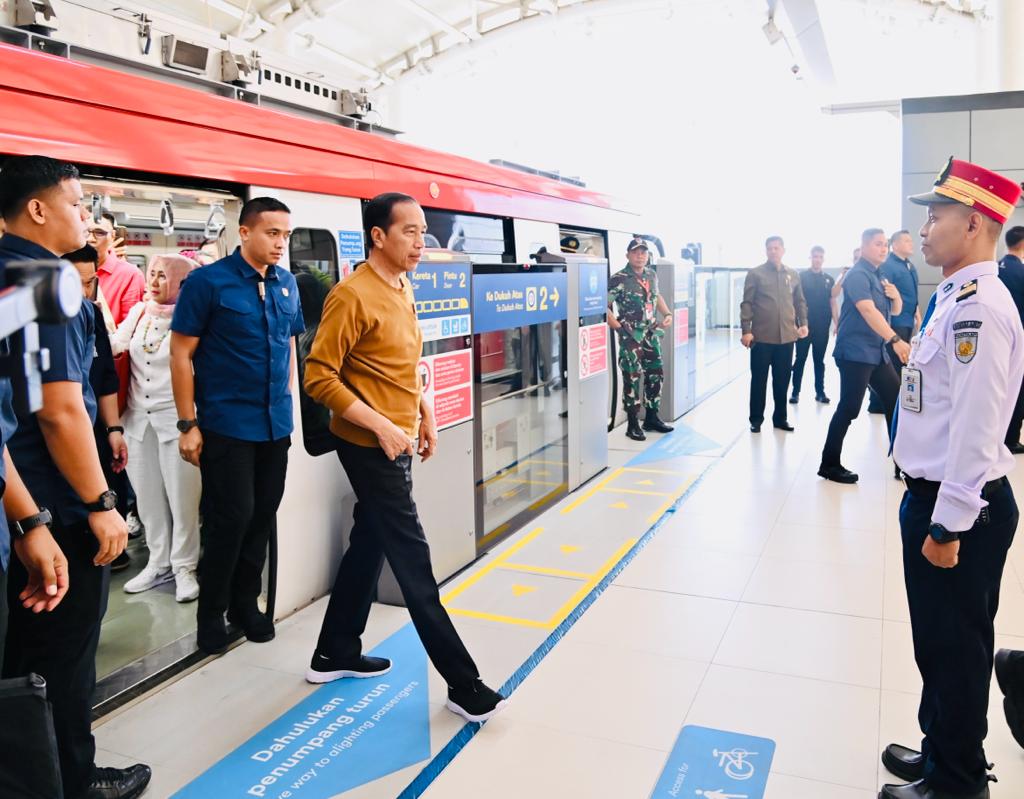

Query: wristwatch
<box><xmin>928</xmin><ymin>522</ymin><xmax>960</xmax><ymax>544</ymax></box>
<box><xmin>887</xmin><ymin>334</ymin><xmax>901</xmax><ymax>346</ymax></box>
<box><xmin>106</xmin><ymin>425</ymin><xmax>124</xmax><ymax>434</ymax></box>
<box><xmin>9</xmin><ymin>508</ymin><xmax>52</xmax><ymax>539</ymax></box>
<box><xmin>176</xmin><ymin>418</ymin><xmax>198</xmax><ymax>433</ymax></box>
<box><xmin>85</xmin><ymin>490</ymin><xmax>118</xmax><ymax>513</ymax></box>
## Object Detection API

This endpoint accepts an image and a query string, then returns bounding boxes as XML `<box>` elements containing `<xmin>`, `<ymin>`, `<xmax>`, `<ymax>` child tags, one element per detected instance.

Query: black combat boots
<box><xmin>642</xmin><ymin>409</ymin><xmax>674</xmax><ymax>434</ymax></box>
<box><xmin>626</xmin><ymin>410</ymin><xmax>646</xmax><ymax>441</ymax></box>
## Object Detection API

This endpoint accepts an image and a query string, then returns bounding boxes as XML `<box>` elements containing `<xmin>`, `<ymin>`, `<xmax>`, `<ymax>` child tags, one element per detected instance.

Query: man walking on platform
<box><xmin>790</xmin><ymin>245</ymin><xmax>834</xmax><ymax>405</ymax></box>
<box><xmin>302</xmin><ymin>192</ymin><xmax>506</xmax><ymax>723</ymax></box>
<box><xmin>998</xmin><ymin>225</ymin><xmax>1024</xmax><ymax>454</ymax></box>
<box><xmin>740</xmin><ymin>235</ymin><xmax>808</xmax><ymax>433</ymax></box>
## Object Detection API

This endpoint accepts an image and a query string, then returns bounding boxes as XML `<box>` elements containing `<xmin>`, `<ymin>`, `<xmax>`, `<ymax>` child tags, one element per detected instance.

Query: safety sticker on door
<box><xmin>650</xmin><ymin>726</ymin><xmax>775</xmax><ymax>799</ymax></box>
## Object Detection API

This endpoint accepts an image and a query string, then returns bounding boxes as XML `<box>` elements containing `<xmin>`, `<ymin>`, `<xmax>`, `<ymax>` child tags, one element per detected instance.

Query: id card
<box><xmin>901</xmin><ymin>367</ymin><xmax>922</xmax><ymax>413</ymax></box>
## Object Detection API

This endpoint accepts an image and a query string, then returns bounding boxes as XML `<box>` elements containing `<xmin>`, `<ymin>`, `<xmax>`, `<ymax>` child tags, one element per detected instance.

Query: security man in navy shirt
<box><xmin>818</xmin><ymin>228</ymin><xmax>910</xmax><ymax>484</ymax></box>
<box><xmin>171</xmin><ymin>197</ymin><xmax>304</xmax><ymax>656</ymax></box>
<box><xmin>790</xmin><ymin>245</ymin><xmax>834</xmax><ymax>404</ymax></box>
<box><xmin>999</xmin><ymin>225</ymin><xmax>1024</xmax><ymax>453</ymax></box>
<box><xmin>0</xmin><ymin>156</ymin><xmax>150</xmax><ymax>799</ymax></box>
<box><xmin>881</xmin><ymin>230</ymin><xmax>922</xmax><ymax>347</ymax></box>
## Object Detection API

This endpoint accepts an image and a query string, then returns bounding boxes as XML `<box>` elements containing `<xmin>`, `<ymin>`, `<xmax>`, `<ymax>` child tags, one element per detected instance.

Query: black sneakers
<box><xmin>815</xmin><ymin>393</ymin><xmax>831</xmax><ymax>404</ymax></box>
<box><xmin>84</xmin><ymin>764</ymin><xmax>152</xmax><ymax>799</ymax></box>
<box><xmin>446</xmin><ymin>680</ymin><xmax>507</xmax><ymax>723</ymax></box>
<box><xmin>306</xmin><ymin>652</ymin><xmax>393</xmax><ymax>684</ymax></box>
<box><xmin>227</xmin><ymin>607</ymin><xmax>275</xmax><ymax>643</ymax></box>
<box><xmin>818</xmin><ymin>465</ymin><xmax>859</xmax><ymax>484</ymax></box>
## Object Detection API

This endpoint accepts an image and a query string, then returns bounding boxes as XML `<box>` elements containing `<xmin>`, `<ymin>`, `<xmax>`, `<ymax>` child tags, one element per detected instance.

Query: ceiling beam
<box><xmin>394</xmin><ymin>0</ymin><xmax>480</xmax><ymax>41</ymax></box>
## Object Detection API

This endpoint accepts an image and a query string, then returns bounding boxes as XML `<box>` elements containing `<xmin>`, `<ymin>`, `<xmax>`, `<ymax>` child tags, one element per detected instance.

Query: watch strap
<box><xmin>11</xmin><ymin>508</ymin><xmax>52</xmax><ymax>538</ymax></box>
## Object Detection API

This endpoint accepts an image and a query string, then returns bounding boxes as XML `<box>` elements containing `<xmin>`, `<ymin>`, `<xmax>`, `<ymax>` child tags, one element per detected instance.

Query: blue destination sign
<box><xmin>578</xmin><ymin>261</ymin><xmax>608</xmax><ymax>317</ymax></box>
<box><xmin>651</xmin><ymin>726</ymin><xmax>775</xmax><ymax>799</ymax></box>
<box><xmin>337</xmin><ymin>230</ymin><xmax>365</xmax><ymax>262</ymax></box>
<box><xmin>408</xmin><ymin>260</ymin><xmax>472</xmax><ymax>322</ymax></box>
<box><xmin>473</xmin><ymin>272</ymin><xmax>567</xmax><ymax>334</ymax></box>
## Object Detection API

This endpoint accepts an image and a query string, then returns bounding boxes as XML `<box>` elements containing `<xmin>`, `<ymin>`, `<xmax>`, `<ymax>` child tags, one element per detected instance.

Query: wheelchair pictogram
<box><xmin>712</xmin><ymin>747</ymin><xmax>757</xmax><ymax>781</ymax></box>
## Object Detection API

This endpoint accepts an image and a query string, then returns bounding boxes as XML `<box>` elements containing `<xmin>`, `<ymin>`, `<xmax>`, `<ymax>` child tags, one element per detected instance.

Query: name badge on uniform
<box><xmin>901</xmin><ymin>367</ymin><xmax>922</xmax><ymax>413</ymax></box>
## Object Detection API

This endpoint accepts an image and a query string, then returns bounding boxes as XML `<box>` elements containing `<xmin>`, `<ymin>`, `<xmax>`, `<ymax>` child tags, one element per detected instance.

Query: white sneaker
<box><xmin>124</xmin><ymin>565</ymin><xmax>173</xmax><ymax>594</ymax></box>
<box><xmin>126</xmin><ymin>511</ymin><xmax>144</xmax><ymax>538</ymax></box>
<box><xmin>174</xmin><ymin>568</ymin><xmax>199</xmax><ymax>603</ymax></box>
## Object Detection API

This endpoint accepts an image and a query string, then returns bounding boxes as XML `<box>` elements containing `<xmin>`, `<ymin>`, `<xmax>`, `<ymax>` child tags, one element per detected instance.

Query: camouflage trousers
<box><xmin>618</xmin><ymin>325</ymin><xmax>664</xmax><ymax>413</ymax></box>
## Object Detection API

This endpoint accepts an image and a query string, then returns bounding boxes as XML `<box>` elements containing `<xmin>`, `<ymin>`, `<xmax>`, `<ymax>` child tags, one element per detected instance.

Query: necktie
<box><xmin>889</xmin><ymin>290</ymin><xmax>938</xmax><ymax>453</ymax></box>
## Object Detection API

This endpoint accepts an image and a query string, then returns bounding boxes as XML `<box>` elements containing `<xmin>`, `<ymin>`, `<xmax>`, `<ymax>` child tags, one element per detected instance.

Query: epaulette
<box><xmin>955</xmin><ymin>279</ymin><xmax>978</xmax><ymax>303</ymax></box>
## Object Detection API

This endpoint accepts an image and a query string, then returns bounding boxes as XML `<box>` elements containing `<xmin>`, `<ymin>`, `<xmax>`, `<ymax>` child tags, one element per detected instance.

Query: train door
<box><xmin>246</xmin><ymin>186</ymin><xmax>365</xmax><ymax>619</ymax></box>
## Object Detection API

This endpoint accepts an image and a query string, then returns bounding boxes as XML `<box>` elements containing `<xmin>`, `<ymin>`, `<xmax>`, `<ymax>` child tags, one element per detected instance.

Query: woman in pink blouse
<box><xmin>111</xmin><ymin>255</ymin><xmax>202</xmax><ymax>602</ymax></box>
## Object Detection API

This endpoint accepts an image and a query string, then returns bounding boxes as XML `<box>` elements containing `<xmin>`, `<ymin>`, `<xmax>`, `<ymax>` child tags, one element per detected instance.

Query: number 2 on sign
<box><xmin>539</xmin><ymin>286</ymin><xmax>549</xmax><ymax>311</ymax></box>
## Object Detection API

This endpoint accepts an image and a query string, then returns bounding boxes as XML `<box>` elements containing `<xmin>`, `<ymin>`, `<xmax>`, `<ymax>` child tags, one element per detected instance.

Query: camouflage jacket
<box><xmin>608</xmin><ymin>265</ymin><xmax>659</xmax><ymax>334</ymax></box>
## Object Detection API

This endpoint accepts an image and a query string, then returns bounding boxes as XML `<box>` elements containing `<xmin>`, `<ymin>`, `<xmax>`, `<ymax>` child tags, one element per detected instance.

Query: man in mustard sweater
<box><xmin>303</xmin><ymin>192</ymin><xmax>506</xmax><ymax>723</ymax></box>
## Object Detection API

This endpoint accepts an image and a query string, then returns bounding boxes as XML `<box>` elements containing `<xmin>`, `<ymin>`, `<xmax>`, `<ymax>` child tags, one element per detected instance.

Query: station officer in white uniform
<box><xmin>881</xmin><ymin>158</ymin><xmax>1024</xmax><ymax>799</ymax></box>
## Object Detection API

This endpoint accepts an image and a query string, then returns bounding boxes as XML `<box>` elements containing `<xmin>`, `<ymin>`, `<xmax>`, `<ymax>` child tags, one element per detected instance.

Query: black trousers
<box><xmin>749</xmin><ymin>342</ymin><xmax>794</xmax><ymax>427</ymax></box>
<box><xmin>197</xmin><ymin>431</ymin><xmax>290</xmax><ymax>621</ymax></box>
<box><xmin>868</xmin><ymin>328</ymin><xmax>913</xmax><ymax>411</ymax></box>
<box><xmin>1006</xmin><ymin>377</ymin><xmax>1024</xmax><ymax>447</ymax></box>
<box><xmin>0</xmin><ymin>564</ymin><xmax>7</xmax><ymax>669</ymax></box>
<box><xmin>820</xmin><ymin>358</ymin><xmax>898</xmax><ymax>468</ymax></box>
<box><xmin>315</xmin><ymin>441</ymin><xmax>480</xmax><ymax>690</ymax></box>
<box><xmin>791</xmin><ymin>325</ymin><xmax>828</xmax><ymax>397</ymax></box>
<box><xmin>900</xmin><ymin>481</ymin><xmax>1018</xmax><ymax>794</ymax></box>
<box><xmin>3</xmin><ymin>517</ymin><xmax>105</xmax><ymax>799</ymax></box>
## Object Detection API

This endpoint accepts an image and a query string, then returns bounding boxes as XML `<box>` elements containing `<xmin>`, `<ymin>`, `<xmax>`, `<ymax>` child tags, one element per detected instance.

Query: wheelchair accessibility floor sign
<box><xmin>651</xmin><ymin>726</ymin><xmax>776</xmax><ymax>799</ymax></box>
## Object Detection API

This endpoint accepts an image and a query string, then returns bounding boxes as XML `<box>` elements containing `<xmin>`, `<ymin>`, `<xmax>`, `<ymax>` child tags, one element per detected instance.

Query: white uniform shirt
<box><xmin>109</xmin><ymin>302</ymin><xmax>179</xmax><ymax>443</ymax></box>
<box><xmin>894</xmin><ymin>261</ymin><xmax>1024</xmax><ymax>531</ymax></box>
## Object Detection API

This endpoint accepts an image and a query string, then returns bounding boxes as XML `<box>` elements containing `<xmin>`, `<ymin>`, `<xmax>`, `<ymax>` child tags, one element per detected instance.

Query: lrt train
<box><xmin>0</xmin><ymin>41</ymin><xmax>689</xmax><ymax>709</ymax></box>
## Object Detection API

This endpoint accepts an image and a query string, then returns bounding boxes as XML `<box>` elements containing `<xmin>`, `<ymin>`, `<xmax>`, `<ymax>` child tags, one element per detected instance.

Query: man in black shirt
<box><xmin>791</xmin><ymin>245</ymin><xmax>834</xmax><ymax>404</ymax></box>
<box><xmin>1000</xmin><ymin>225</ymin><xmax>1024</xmax><ymax>453</ymax></box>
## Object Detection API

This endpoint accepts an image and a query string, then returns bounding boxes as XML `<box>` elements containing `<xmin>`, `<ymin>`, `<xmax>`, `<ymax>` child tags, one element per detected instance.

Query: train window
<box><xmin>263</xmin><ymin>69</ymin><xmax>270</xmax><ymax>79</ymax></box>
<box><xmin>304</xmin><ymin>81</ymin><xmax>311</xmax><ymax>92</ymax></box>
<box><xmin>314</xmin><ymin>85</ymin><xmax>320</xmax><ymax>96</ymax></box>
<box><xmin>290</xmin><ymin>228</ymin><xmax>340</xmax><ymax>456</ymax></box>
<box><xmin>423</xmin><ymin>208</ymin><xmax>510</xmax><ymax>259</ymax></box>
<box><xmin>274</xmin><ymin>72</ymin><xmax>281</xmax><ymax>84</ymax></box>
<box><xmin>285</xmin><ymin>76</ymin><xmax>292</xmax><ymax>87</ymax></box>
<box><xmin>331</xmin><ymin>90</ymin><xmax>338</xmax><ymax>100</ymax></box>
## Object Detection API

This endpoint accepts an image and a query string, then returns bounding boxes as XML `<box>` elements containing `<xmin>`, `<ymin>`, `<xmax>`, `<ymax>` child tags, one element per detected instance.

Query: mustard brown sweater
<box><xmin>303</xmin><ymin>263</ymin><xmax>423</xmax><ymax>447</ymax></box>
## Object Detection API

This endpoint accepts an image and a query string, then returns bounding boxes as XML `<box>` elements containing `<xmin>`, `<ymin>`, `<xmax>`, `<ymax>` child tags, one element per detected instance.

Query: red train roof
<box><xmin>0</xmin><ymin>44</ymin><xmax>635</xmax><ymax>229</ymax></box>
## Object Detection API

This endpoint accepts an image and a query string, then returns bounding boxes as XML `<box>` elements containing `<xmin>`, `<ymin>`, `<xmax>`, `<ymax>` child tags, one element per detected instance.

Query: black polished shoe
<box><xmin>197</xmin><ymin>615</ymin><xmax>229</xmax><ymax>655</ymax></box>
<box><xmin>1009</xmin><ymin>442</ymin><xmax>1024</xmax><ymax>455</ymax></box>
<box><xmin>789</xmin><ymin>393</ymin><xmax>799</xmax><ymax>404</ymax></box>
<box><xmin>995</xmin><ymin>648</ymin><xmax>1024</xmax><ymax>748</ymax></box>
<box><xmin>750</xmin><ymin>424</ymin><xmax>761</xmax><ymax>433</ymax></box>
<box><xmin>642</xmin><ymin>409</ymin><xmax>674</xmax><ymax>433</ymax></box>
<box><xmin>882</xmin><ymin>743</ymin><xmax>925</xmax><ymax>782</ymax></box>
<box><xmin>626</xmin><ymin>411</ymin><xmax>646</xmax><ymax>441</ymax></box>
<box><xmin>227</xmin><ymin>607</ymin><xmax>275</xmax><ymax>643</ymax></box>
<box><xmin>895</xmin><ymin>464</ymin><xmax>903</xmax><ymax>480</ymax></box>
<box><xmin>818</xmin><ymin>464</ymin><xmax>859</xmax><ymax>484</ymax></box>
<box><xmin>773</xmin><ymin>422</ymin><xmax>795</xmax><ymax>432</ymax></box>
<box><xmin>84</xmin><ymin>764</ymin><xmax>152</xmax><ymax>799</ymax></box>
<box><xmin>110</xmin><ymin>551</ymin><xmax>131</xmax><ymax>572</ymax></box>
<box><xmin>878</xmin><ymin>778</ymin><xmax>990</xmax><ymax>799</ymax></box>
<box><xmin>816</xmin><ymin>393</ymin><xmax>831</xmax><ymax>404</ymax></box>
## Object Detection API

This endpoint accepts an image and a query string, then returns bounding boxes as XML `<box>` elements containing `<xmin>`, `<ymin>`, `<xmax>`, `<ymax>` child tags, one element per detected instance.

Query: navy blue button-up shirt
<box><xmin>172</xmin><ymin>248</ymin><xmax>304</xmax><ymax>442</ymax></box>
<box><xmin>879</xmin><ymin>253</ymin><xmax>919</xmax><ymax>328</ymax></box>
<box><xmin>833</xmin><ymin>258</ymin><xmax>891</xmax><ymax>366</ymax></box>
<box><xmin>999</xmin><ymin>253</ymin><xmax>1024</xmax><ymax>322</ymax></box>
<box><xmin>0</xmin><ymin>378</ymin><xmax>16</xmax><ymax>571</ymax></box>
<box><xmin>1</xmin><ymin>233</ymin><xmax>97</xmax><ymax>527</ymax></box>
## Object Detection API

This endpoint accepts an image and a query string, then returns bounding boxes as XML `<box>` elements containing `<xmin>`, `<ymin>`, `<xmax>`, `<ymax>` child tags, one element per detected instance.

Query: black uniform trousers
<box><xmin>1006</xmin><ymin>377</ymin><xmax>1024</xmax><ymax>447</ymax></box>
<box><xmin>197</xmin><ymin>431</ymin><xmax>290</xmax><ymax>622</ymax></box>
<box><xmin>3</xmin><ymin>517</ymin><xmax>105</xmax><ymax>799</ymax></box>
<box><xmin>820</xmin><ymin>358</ymin><xmax>898</xmax><ymax>468</ymax></box>
<box><xmin>315</xmin><ymin>440</ymin><xmax>480</xmax><ymax>690</ymax></box>
<box><xmin>749</xmin><ymin>342</ymin><xmax>794</xmax><ymax>427</ymax></box>
<box><xmin>791</xmin><ymin>324</ymin><xmax>828</xmax><ymax>397</ymax></box>
<box><xmin>868</xmin><ymin>327</ymin><xmax>913</xmax><ymax>412</ymax></box>
<box><xmin>900</xmin><ymin>479</ymin><xmax>1018</xmax><ymax>795</ymax></box>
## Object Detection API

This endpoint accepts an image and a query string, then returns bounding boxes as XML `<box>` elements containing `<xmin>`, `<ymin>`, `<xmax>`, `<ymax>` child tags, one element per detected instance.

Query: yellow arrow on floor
<box><xmin>636</xmin><ymin>479</ymin><xmax>655</xmax><ymax>486</ymax></box>
<box><xmin>536</xmin><ymin>470</ymin><xmax>550</xmax><ymax>477</ymax></box>
<box><xmin>560</xmin><ymin>545</ymin><xmax>581</xmax><ymax>554</ymax></box>
<box><xmin>610</xmin><ymin>501</ymin><xmax>629</xmax><ymax>509</ymax></box>
<box><xmin>512</xmin><ymin>584</ymin><xmax>537</xmax><ymax>597</ymax></box>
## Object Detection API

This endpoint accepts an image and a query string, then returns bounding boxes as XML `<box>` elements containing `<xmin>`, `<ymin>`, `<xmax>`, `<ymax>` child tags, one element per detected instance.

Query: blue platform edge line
<box><xmin>397</xmin><ymin>428</ymin><xmax>743</xmax><ymax>798</ymax></box>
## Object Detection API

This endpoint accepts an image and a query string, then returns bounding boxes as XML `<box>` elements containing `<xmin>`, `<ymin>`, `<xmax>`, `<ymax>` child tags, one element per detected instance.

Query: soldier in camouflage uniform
<box><xmin>607</xmin><ymin>237</ymin><xmax>675</xmax><ymax>441</ymax></box>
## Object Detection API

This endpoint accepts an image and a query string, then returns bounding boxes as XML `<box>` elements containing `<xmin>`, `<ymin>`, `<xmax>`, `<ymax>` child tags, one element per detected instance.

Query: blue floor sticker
<box><xmin>651</xmin><ymin>726</ymin><xmax>776</xmax><ymax>799</ymax></box>
<box><xmin>172</xmin><ymin>624</ymin><xmax>430</xmax><ymax>799</ymax></box>
<box><xmin>628</xmin><ymin>424</ymin><xmax>721</xmax><ymax>465</ymax></box>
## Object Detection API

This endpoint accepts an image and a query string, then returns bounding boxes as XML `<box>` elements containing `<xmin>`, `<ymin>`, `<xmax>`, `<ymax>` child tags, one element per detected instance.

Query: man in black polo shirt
<box><xmin>0</xmin><ymin>156</ymin><xmax>150</xmax><ymax>799</ymax></box>
<box><xmin>999</xmin><ymin>225</ymin><xmax>1024</xmax><ymax>453</ymax></box>
<box><xmin>790</xmin><ymin>245</ymin><xmax>834</xmax><ymax>405</ymax></box>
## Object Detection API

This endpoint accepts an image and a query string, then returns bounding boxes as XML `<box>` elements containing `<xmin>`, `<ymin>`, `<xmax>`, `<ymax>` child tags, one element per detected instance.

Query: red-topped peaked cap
<box><xmin>909</xmin><ymin>157</ymin><xmax>1023</xmax><ymax>224</ymax></box>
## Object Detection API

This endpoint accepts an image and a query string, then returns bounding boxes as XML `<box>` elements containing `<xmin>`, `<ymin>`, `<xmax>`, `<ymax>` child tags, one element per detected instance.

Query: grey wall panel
<box><xmin>902</xmin><ymin>112</ymin><xmax>971</xmax><ymax>174</ymax></box>
<box><xmin>971</xmin><ymin>109</ymin><xmax>1024</xmax><ymax>170</ymax></box>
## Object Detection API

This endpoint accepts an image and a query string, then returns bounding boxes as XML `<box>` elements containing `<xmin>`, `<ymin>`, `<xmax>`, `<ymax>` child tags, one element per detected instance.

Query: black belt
<box><xmin>903</xmin><ymin>475</ymin><xmax>1008</xmax><ymax>499</ymax></box>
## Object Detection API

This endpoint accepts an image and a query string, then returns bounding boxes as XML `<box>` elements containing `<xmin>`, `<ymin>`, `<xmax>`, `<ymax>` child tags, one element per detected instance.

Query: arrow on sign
<box><xmin>560</xmin><ymin>545</ymin><xmax>581</xmax><ymax>555</ymax></box>
<box><xmin>512</xmin><ymin>585</ymin><xmax>537</xmax><ymax>597</ymax></box>
<box><xmin>550</xmin><ymin>287</ymin><xmax>560</xmax><ymax>306</ymax></box>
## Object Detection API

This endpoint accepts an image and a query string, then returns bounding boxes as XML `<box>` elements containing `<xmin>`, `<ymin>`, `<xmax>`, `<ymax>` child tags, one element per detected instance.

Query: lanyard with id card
<box><xmin>901</xmin><ymin>367</ymin><xmax>922</xmax><ymax>413</ymax></box>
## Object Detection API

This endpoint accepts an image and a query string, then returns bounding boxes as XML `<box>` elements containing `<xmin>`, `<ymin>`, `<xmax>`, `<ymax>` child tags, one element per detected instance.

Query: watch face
<box><xmin>100</xmin><ymin>490</ymin><xmax>117</xmax><ymax>510</ymax></box>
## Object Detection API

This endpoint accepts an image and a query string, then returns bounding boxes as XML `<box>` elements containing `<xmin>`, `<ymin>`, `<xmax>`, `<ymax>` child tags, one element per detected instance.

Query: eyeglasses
<box><xmin>87</xmin><ymin>228</ymin><xmax>111</xmax><ymax>238</ymax></box>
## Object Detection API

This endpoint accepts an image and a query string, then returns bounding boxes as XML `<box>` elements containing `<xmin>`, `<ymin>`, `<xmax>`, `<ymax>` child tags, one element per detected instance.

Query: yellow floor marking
<box><xmin>477</xmin><ymin>523</ymin><xmax>511</xmax><ymax>547</ymax></box>
<box><xmin>528</xmin><ymin>483</ymin><xmax>568</xmax><ymax>512</ymax></box>
<box><xmin>636</xmin><ymin>479</ymin><xmax>656</xmax><ymax>486</ymax></box>
<box><xmin>523</xmin><ymin>459</ymin><xmax>567</xmax><ymax>467</ymax></box>
<box><xmin>512</xmin><ymin>584</ymin><xmax>538</xmax><ymax>597</ymax></box>
<box><xmin>491</xmin><ymin>477</ymin><xmax>564</xmax><ymax>488</ymax></box>
<box><xmin>560</xmin><ymin>545</ymin><xmax>581</xmax><ymax>554</ymax></box>
<box><xmin>622</xmin><ymin>466</ymin><xmax>687</xmax><ymax>476</ymax></box>
<box><xmin>536</xmin><ymin>470</ymin><xmax>551</xmax><ymax>477</ymax></box>
<box><xmin>645</xmin><ymin>475</ymin><xmax>699</xmax><ymax>523</ymax></box>
<box><xmin>443</xmin><ymin>608</ymin><xmax>553</xmax><ymax>629</ymax></box>
<box><xmin>544</xmin><ymin>538</ymin><xmax>638</xmax><ymax>628</ymax></box>
<box><xmin>442</xmin><ymin>526</ymin><xmax>544</xmax><ymax>604</ymax></box>
<box><xmin>599</xmin><ymin>487</ymin><xmax>670</xmax><ymax>497</ymax></box>
<box><xmin>500</xmin><ymin>563</ymin><xmax>593</xmax><ymax>580</ymax></box>
<box><xmin>609</xmin><ymin>501</ymin><xmax>629</xmax><ymax>509</ymax></box>
<box><xmin>560</xmin><ymin>467</ymin><xmax>625</xmax><ymax>514</ymax></box>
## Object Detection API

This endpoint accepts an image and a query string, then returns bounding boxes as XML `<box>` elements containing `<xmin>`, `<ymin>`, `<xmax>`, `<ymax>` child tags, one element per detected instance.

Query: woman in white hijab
<box><xmin>111</xmin><ymin>254</ymin><xmax>202</xmax><ymax>602</ymax></box>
